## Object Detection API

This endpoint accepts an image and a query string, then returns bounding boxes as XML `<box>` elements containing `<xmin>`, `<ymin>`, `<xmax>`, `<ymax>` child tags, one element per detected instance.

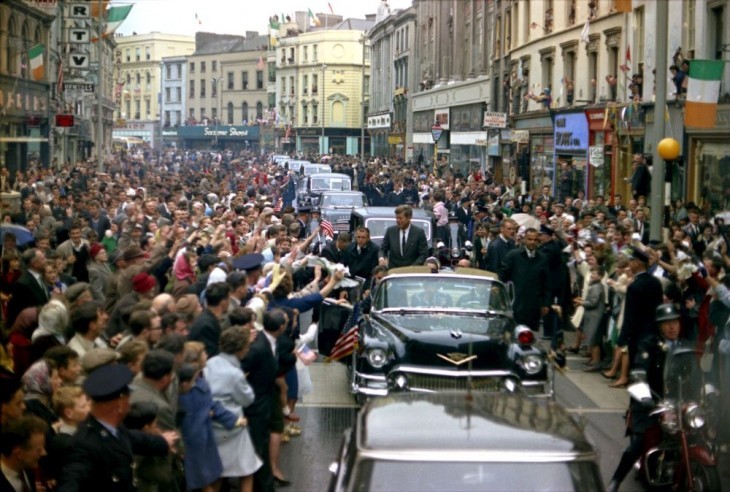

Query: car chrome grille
<box><xmin>405</xmin><ymin>373</ymin><xmax>504</xmax><ymax>392</ymax></box>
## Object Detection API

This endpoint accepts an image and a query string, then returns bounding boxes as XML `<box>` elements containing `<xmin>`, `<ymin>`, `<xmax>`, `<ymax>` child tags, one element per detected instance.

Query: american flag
<box><xmin>326</xmin><ymin>302</ymin><xmax>361</xmax><ymax>362</ymax></box>
<box><xmin>320</xmin><ymin>219</ymin><xmax>334</xmax><ymax>238</ymax></box>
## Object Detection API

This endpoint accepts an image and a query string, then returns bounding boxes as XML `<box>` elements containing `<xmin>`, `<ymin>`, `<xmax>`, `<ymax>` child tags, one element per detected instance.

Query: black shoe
<box><xmin>274</xmin><ymin>477</ymin><xmax>292</xmax><ymax>487</ymax></box>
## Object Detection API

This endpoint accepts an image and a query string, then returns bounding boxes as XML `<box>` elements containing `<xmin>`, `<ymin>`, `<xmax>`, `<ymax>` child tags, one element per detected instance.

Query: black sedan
<box><xmin>348</xmin><ymin>267</ymin><xmax>553</xmax><ymax>400</ymax></box>
<box><xmin>328</xmin><ymin>391</ymin><xmax>604</xmax><ymax>491</ymax></box>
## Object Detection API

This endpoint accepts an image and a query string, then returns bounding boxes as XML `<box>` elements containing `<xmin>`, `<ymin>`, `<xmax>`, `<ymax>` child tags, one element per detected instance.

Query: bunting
<box><xmin>308</xmin><ymin>8</ymin><xmax>321</xmax><ymax>27</ymax></box>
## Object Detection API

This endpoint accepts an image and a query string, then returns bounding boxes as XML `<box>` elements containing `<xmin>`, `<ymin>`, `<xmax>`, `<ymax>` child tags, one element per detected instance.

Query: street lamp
<box><xmin>321</xmin><ymin>64</ymin><xmax>327</xmax><ymax>154</ymax></box>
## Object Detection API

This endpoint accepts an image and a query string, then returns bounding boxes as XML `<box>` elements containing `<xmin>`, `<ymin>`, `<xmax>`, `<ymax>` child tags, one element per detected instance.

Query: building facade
<box><xmin>410</xmin><ymin>0</ymin><xmax>492</xmax><ymax>174</ymax></box>
<box><xmin>367</xmin><ymin>5</ymin><xmax>417</xmax><ymax>159</ymax></box>
<box><xmin>113</xmin><ymin>32</ymin><xmax>194</xmax><ymax>147</ymax></box>
<box><xmin>1</xmin><ymin>0</ymin><xmax>54</xmax><ymax>174</ymax></box>
<box><xmin>176</xmin><ymin>31</ymin><xmax>268</xmax><ymax>151</ymax></box>
<box><xmin>159</xmin><ymin>55</ymin><xmax>187</xmax><ymax>132</ymax></box>
<box><xmin>275</xmin><ymin>16</ymin><xmax>373</xmax><ymax>155</ymax></box>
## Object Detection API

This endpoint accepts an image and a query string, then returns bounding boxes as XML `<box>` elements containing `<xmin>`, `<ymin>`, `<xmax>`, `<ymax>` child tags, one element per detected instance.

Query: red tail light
<box><xmin>517</xmin><ymin>330</ymin><xmax>534</xmax><ymax>345</ymax></box>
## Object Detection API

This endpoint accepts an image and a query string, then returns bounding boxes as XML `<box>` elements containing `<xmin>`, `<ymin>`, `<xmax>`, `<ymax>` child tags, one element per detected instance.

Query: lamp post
<box><xmin>321</xmin><ymin>63</ymin><xmax>327</xmax><ymax>154</ymax></box>
<box><xmin>657</xmin><ymin>137</ymin><xmax>680</xmax><ymax>230</ymax></box>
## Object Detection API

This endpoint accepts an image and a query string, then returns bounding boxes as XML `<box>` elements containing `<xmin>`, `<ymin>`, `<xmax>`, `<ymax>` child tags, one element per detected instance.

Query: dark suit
<box><xmin>616</xmin><ymin>271</ymin><xmax>664</xmax><ymax>364</ymax></box>
<box><xmin>6</xmin><ymin>270</ymin><xmax>49</xmax><ymax>327</ymax></box>
<box><xmin>343</xmin><ymin>240</ymin><xmax>380</xmax><ymax>280</ymax></box>
<box><xmin>379</xmin><ymin>225</ymin><xmax>428</xmax><ymax>268</ymax></box>
<box><xmin>320</xmin><ymin>242</ymin><xmax>346</xmax><ymax>264</ymax></box>
<box><xmin>188</xmin><ymin>309</ymin><xmax>223</xmax><ymax>357</ymax></box>
<box><xmin>485</xmin><ymin>236</ymin><xmax>515</xmax><ymax>274</ymax></box>
<box><xmin>631</xmin><ymin>164</ymin><xmax>651</xmax><ymax>199</ymax></box>
<box><xmin>634</xmin><ymin>220</ymin><xmax>650</xmax><ymax>244</ymax></box>
<box><xmin>500</xmin><ymin>247</ymin><xmax>550</xmax><ymax>330</ymax></box>
<box><xmin>0</xmin><ymin>469</ymin><xmax>36</xmax><ymax>492</ymax></box>
<box><xmin>242</xmin><ymin>333</ymin><xmax>278</xmax><ymax>492</ymax></box>
<box><xmin>58</xmin><ymin>417</ymin><xmax>168</xmax><ymax>492</ymax></box>
<box><xmin>89</xmin><ymin>214</ymin><xmax>111</xmax><ymax>238</ymax></box>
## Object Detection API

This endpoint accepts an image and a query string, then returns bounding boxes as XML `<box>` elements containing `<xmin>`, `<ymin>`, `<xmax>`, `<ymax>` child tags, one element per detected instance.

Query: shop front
<box><xmin>553</xmin><ymin>111</ymin><xmax>589</xmax><ymax>200</ymax></box>
<box><xmin>367</xmin><ymin>113</ymin><xmax>391</xmax><ymax>157</ymax></box>
<box><xmin>685</xmin><ymin>104</ymin><xmax>730</xmax><ymax>212</ymax></box>
<box><xmin>297</xmin><ymin>129</ymin><xmax>321</xmax><ymax>154</ymax></box>
<box><xmin>585</xmin><ymin>108</ymin><xmax>614</xmax><ymax>200</ymax></box>
<box><xmin>450</xmin><ymin>104</ymin><xmax>487</xmax><ymax>177</ymax></box>
<box><xmin>612</xmin><ymin>103</ymin><xmax>645</xmax><ymax>203</ymax></box>
<box><xmin>513</xmin><ymin>113</ymin><xmax>554</xmax><ymax>195</ymax></box>
<box><xmin>0</xmin><ymin>75</ymin><xmax>50</xmax><ymax>173</ymax></box>
<box><xmin>413</xmin><ymin>109</ymin><xmax>436</xmax><ymax>167</ymax></box>
<box><xmin>170</xmin><ymin>125</ymin><xmax>260</xmax><ymax>151</ymax></box>
<box><xmin>113</xmin><ymin>121</ymin><xmax>158</xmax><ymax>148</ymax></box>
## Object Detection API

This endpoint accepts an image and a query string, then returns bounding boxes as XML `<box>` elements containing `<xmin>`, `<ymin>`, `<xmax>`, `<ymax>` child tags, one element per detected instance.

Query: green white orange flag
<box><xmin>308</xmin><ymin>8</ymin><xmax>321</xmax><ymax>27</ymax></box>
<box><xmin>105</xmin><ymin>5</ymin><xmax>133</xmax><ymax>35</ymax></box>
<box><xmin>685</xmin><ymin>60</ymin><xmax>725</xmax><ymax>129</ymax></box>
<box><xmin>28</xmin><ymin>44</ymin><xmax>44</xmax><ymax>81</ymax></box>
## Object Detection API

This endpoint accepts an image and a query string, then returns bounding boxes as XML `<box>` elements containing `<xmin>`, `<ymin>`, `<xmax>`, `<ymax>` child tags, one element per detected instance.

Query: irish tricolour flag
<box><xmin>685</xmin><ymin>60</ymin><xmax>725</xmax><ymax>129</ymax></box>
<box><xmin>28</xmin><ymin>44</ymin><xmax>44</xmax><ymax>81</ymax></box>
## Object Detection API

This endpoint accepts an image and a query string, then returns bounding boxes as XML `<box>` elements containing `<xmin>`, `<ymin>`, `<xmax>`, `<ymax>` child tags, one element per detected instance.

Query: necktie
<box><xmin>20</xmin><ymin>472</ymin><xmax>31</xmax><ymax>492</ymax></box>
<box><xmin>358</xmin><ymin>246</ymin><xmax>362</xmax><ymax>255</ymax></box>
<box><xmin>401</xmin><ymin>231</ymin><xmax>406</xmax><ymax>255</ymax></box>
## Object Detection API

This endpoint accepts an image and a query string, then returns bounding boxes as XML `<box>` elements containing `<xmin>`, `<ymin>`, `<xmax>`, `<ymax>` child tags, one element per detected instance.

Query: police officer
<box><xmin>58</xmin><ymin>364</ymin><xmax>175</xmax><ymax>492</ymax></box>
<box><xmin>607</xmin><ymin>303</ymin><xmax>689</xmax><ymax>492</ymax></box>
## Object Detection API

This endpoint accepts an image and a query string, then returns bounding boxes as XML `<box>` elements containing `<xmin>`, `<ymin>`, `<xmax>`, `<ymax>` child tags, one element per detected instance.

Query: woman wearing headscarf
<box><xmin>172</xmin><ymin>249</ymin><xmax>197</xmax><ymax>299</ymax></box>
<box><xmin>22</xmin><ymin>357</ymin><xmax>61</xmax><ymax>428</ymax></box>
<box><xmin>29</xmin><ymin>299</ymin><xmax>69</xmax><ymax>364</ymax></box>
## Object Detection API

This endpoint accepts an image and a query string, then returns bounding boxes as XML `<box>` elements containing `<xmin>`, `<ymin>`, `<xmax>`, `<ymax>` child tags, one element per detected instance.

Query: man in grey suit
<box><xmin>379</xmin><ymin>205</ymin><xmax>429</xmax><ymax>268</ymax></box>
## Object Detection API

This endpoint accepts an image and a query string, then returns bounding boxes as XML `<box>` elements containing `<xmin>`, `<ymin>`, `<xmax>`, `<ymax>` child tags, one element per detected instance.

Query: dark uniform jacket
<box><xmin>58</xmin><ymin>417</ymin><xmax>168</xmax><ymax>492</ymax></box>
<box><xmin>500</xmin><ymin>247</ymin><xmax>550</xmax><ymax>329</ymax></box>
<box><xmin>617</xmin><ymin>271</ymin><xmax>664</xmax><ymax>363</ymax></box>
<box><xmin>485</xmin><ymin>236</ymin><xmax>515</xmax><ymax>274</ymax></box>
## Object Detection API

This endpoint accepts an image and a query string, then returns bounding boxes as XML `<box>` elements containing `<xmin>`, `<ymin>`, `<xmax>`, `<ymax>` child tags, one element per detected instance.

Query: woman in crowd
<box><xmin>203</xmin><ymin>327</ymin><xmax>262</xmax><ymax>492</ymax></box>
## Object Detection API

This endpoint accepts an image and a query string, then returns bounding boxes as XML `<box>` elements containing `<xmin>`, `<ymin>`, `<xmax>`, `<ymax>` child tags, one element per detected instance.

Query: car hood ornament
<box><xmin>450</xmin><ymin>328</ymin><xmax>463</xmax><ymax>339</ymax></box>
<box><xmin>437</xmin><ymin>352</ymin><xmax>478</xmax><ymax>366</ymax></box>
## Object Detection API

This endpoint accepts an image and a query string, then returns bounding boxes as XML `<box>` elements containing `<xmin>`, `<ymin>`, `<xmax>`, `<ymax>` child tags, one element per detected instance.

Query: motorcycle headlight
<box><xmin>684</xmin><ymin>402</ymin><xmax>706</xmax><ymax>429</ymax></box>
<box><xmin>520</xmin><ymin>354</ymin><xmax>544</xmax><ymax>375</ymax></box>
<box><xmin>367</xmin><ymin>348</ymin><xmax>388</xmax><ymax>368</ymax></box>
<box><xmin>659</xmin><ymin>403</ymin><xmax>680</xmax><ymax>433</ymax></box>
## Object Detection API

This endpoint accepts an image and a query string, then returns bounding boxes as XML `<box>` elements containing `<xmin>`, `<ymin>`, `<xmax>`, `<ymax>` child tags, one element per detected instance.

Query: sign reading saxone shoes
<box><xmin>167</xmin><ymin>125</ymin><xmax>261</xmax><ymax>140</ymax></box>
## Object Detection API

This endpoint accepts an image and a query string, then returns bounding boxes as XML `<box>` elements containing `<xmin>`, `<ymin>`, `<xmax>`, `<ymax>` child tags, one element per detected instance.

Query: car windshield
<box><xmin>321</xmin><ymin>194</ymin><xmax>366</xmax><ymax>207</ymax></box>
<box><xmin>311</xmin><ymin>177</ymin><xmax>351</xmax><ymax>191</ymax></box>
<box><xmin>365</xmin><ymin>219</ymin><xmax>431</xmax><ymax>241</ymax></box>
<box><xmin>351</xmin><ymin>460</ymin><xmax>601</xmax><ymax>492</ymax></box>
<box><xmin>375</xmin><ymin>276</ymin><xmax>508</xmax><ymax>312</ymax></box>
<box><xmin>303</xmin><ymin>165</ymin><xmax>331</xmax><ymax>175</ymax></box>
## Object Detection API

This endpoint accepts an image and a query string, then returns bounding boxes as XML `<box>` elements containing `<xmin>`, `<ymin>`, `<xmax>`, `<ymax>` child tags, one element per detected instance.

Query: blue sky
<box><xmin>114</xmin><ymin>0</ymin><xmax>412</xmax><ymax>37</ymax></box>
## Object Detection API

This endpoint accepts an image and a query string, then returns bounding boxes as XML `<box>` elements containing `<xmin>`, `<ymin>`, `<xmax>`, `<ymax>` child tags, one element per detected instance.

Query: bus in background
<box><xmin>112</xmin><ymin>136</ymin><xmax>145</xmax><ymax>152</ymax></box>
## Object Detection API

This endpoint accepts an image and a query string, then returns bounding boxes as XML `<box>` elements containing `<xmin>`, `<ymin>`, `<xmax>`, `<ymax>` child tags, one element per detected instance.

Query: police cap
<box><xmin>83</xmin><ymin>364</ymin><xmax>134</xmax><ymax>402</ymax></box>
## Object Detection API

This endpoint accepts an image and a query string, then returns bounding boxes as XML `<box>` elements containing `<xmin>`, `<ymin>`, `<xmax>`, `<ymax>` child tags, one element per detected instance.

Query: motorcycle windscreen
<box><xmin>663</xmin><ymin>347</ymin><xmax>703</xmax><ymax>401</ymax></box>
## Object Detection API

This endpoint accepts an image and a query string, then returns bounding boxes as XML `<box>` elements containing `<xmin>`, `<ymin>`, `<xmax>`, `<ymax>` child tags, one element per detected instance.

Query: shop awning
<box><xmin>0</xmin><ymin>137</ymin><xmax>49</xmax><ymax>143</ymax></box>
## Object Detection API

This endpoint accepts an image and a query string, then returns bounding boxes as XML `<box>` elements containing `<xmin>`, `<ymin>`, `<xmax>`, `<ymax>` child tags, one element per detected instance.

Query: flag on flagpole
<box><xmin>269</xmin><ymin>15</ymin><xmax>280</xmax><ymax>29</ymax></box>
<box><xmin>308</xmin><ymin>8</ymin><xmax>322</xmax><ymax>27</ymax></box>
<box><xmin>91</xmin><ymin>1</ymin><xmax>109</xmax><ymax>17</ymax></box>
<box><xmin>685</xmin><ymin>60</ymin><xmax>725</xmax><ymax>128</ymax></box>
<box><xmin>320</xmin><ymin>219</ymin><xmax>335</xmax><ymax>238</ymax></box>
<box><xmin>195</xmin><ymin>13</ymin><xmax>202</xmax><ymax>25</ymax></box>
<box><xmin>325</xmin><ymin>302</ymin><xmax>361</xmax><ymax>362</ymax></box>
<box><xmin>28</xmin><ymin>44</ymin><xmax>44</xmax><ymax>81</ymax></box>
<box><xmin>105</xmin><ymin>5</ymin><xmax>133</xmax><ymax>35</ymax></box>
<box><xmin>328</xmin><ymin>2</ymin><xmax>334</xmax><ymax>14</ymax></box>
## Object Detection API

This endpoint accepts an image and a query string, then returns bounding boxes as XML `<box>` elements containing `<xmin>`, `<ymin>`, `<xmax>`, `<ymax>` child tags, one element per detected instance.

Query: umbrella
<box><xmin>0</xmin><ymin>224</ymin><xmax>35</xmax><ymax>246</ymax></box>
<box><xmin>510</xmin><ymin>213</ymin><xmax>541</xmax><ymax>230</ymax></box>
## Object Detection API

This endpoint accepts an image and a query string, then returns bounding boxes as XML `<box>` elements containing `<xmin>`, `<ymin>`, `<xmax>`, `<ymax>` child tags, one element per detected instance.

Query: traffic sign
<box><xmin>431</xmin><ymin>124</ymin><xmax>443</xmax><ymax>143</ymax></box>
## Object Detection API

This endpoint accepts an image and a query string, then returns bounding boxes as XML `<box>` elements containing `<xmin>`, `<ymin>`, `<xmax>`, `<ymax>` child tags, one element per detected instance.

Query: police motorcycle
<box><xmin>627</xmin><ymin>346</ymin><xmax>720</xmax><ymax>491</ymax></box>
<box><xmin>435</xmin><ymin>212</ymin><xmax>473</xmax><ymax>267</ymax></box>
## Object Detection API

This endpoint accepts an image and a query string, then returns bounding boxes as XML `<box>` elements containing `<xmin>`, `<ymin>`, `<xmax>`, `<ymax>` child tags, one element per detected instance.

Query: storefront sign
<box><xmin>511</xmin><ymin>130</ymin><xmax>530</xmax><ymax>144</ymax></box>
<box><xmin>388</xmin><ymin>135</ymin><xmax>403</xmax><ymax>145</ymax></box>
<box><xmin>434</xmin><ymin>108</ymin><xmax>450</xmax><ymax>130</ymax></box>
<box><xmin>483</xmin><ymin>111</ymin><xmax>507</xmax><ymax>128</ymax></box>
<box><xmin>174</xmin><ymin>125</ymin><xmax>260</xmax><ymax>140</ymax></box>
<box><xmin>367</xmin><ymin>114</ymin><xmax>391</xmax><ymax>129</ymax></box>
<box><xmin>161</xmin><ymin>129</ymin><xmax>178</xmax><ymax>137</ymax></box>
<box><xmin>554</xmin><ymin>113</ymin><xmax>588</xmax><ymax>151</ymax></box>
<box><xmin>589</xmin><ymin>145</ymin><xmax>604</xmax><ymax>166</ymax></box>
<box><xmin>0</xmin><ymin>83</ymin><xmax>48</xmax><ymax>116</ymax></box>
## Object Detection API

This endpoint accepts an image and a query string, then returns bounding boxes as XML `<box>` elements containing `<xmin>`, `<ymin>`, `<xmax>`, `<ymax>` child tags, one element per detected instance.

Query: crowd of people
<box><xmin>0</xmin><ymin>147</ymin><xmax>729</xmax><ymax>491</ymax></box>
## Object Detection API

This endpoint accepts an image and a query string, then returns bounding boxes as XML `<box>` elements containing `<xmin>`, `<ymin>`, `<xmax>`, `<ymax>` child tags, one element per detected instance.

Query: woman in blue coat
<box><xmin>178</xmin><ymin>341</ymin><xmax>247</xmax><ymax>492</ymax></box>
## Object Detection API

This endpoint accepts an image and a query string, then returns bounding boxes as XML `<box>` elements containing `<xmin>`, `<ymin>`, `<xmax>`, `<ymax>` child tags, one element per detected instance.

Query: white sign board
<box><xmin>68</xmin><ymin>29</ymin><xmax>90</xmax><ymax>43</ymax></box>
<box><xmin>434</xmin><ymin>108</ymin><xmax>450</xmax><ymax>130</ymax></box>
<box><xmin>483</xmin><ymin>111</ymin><xmax>507</xmax><ymax>128</ymax></box>
<box><xmin>589</xmin><ymin>145</ymin><xmax>604</xmax><ymax>167</ymax></box>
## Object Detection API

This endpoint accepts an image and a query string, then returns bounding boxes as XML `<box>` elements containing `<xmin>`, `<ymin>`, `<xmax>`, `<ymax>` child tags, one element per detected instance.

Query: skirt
<box><xmin>213</xmin><ymin>425</ymin><xmax>263</xmax><ymax>477</ymax></box>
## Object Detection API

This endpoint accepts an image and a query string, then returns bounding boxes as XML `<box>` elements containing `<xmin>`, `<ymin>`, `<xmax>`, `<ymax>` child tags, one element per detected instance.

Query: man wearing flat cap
<box><xmin>615</xmin><ymin>246</ymin><xmax>664</xmax><ymax>365</ymax></box>
<box><xmin>58</xmin><ymin>364</ymin><xmax>174</xmax><ymax>492</ymax></box>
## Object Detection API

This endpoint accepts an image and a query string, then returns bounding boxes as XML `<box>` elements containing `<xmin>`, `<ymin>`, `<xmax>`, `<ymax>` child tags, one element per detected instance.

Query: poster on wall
<box><xmin>434</xmin><ymin>108</ymin><xmax>450</xmax><ymax>130</ymax></box>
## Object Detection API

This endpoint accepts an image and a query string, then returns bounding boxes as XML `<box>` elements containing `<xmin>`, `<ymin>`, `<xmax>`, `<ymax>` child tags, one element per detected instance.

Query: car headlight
<box><xmin>684</xmin><ymin>403</ymin><xmax>706</xmax><ymax>429</ymax></box>
<box><xmin>520</xmin><ymin>354</ymin><xmax>544</xmax><ymax>375</ymax></box>
<box><xmin>367</xmin><ymin>348</ymin><xmax>388</xmax><ymax>368</ymax></box>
